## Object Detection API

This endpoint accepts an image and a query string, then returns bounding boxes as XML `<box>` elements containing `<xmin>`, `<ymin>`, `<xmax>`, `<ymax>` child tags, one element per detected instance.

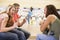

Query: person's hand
<box><xmin>39</xmin><ymin>18</ymin><xmax>46</xmax><ymax>25</ymax></box>
<box><xmin>39</xmin><ymin>20</ymin><xmax>44</xmax><ymax>25</ymax></box>
<box><xmin>13</xmin><ymin>22</ymin><xmax>18</xmax><ymax>28</ymax></box>
<box><xmin>23</xmin><ymin>18</ymin><xmax>26</xmax><ymax>23</ymax></box>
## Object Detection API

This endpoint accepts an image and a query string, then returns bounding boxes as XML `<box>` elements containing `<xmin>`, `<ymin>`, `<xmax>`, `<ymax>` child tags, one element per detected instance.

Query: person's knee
<box><xmin>19</xmin><ymin>31</ymin><xmax>25</xmax><ymax>36</ymax></box>
<box><xmin>17</xmin><ymin>28</ymin><xmax>30</xmax><ymax>39</ymax></box>
<box><xmin>36</xmin><ymin>34</ymin><xmax>40</xmax><ymax>39</ymax></box>
<box><xmin>0</xmin><ymin>33</ymin><xmax>18</xmax><ymax>40</ymax></box>
<box><xmin>8</xmin><ymin>33</ymin><xmax>18</xmax><ymax>40</ymax></box>
<box><xmin>36</xmin><ymin>35</ymin><xmax>40</xmax><ymax>40</ymax></box>
<box><xmin>18</xmin><ymin>28</ymin><xmax>30</xmax><ymax>39</ymax></box>
<box><xmin>11</xmin><ymin>33</ymin><xmax>18</xmax><ymax>38</ymax></box>
<box><xmin>0</xmin><ymin>33</ymin><xmax>7</xmax><ymax>38</ymax></box>
<box><xmin>36</xmin><ymin>34</ymin><xmax>43</xmax><ymax>40</ymax></box>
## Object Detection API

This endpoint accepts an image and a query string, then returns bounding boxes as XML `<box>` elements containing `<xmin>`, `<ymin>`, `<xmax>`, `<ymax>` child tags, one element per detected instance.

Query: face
<box><xmin>9</xmin><ymin>7</ymin><xmax>16</xmax><ymax>16</ymax></box>
<box><xmin>44</xmin><ymin>7</ymin><xmax>47</xmax><ymax>15</ymax></box>
<box><xmin>15</xmin><ymin>6</ymin><xmax>19</xmax><ymax>13</ymax></box>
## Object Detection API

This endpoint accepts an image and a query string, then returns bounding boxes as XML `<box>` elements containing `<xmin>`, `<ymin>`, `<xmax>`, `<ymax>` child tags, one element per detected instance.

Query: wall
<box><xmin>0</xmin><ymin>0</ymin><xmax>60</xmax><ymax>8</ymax></box>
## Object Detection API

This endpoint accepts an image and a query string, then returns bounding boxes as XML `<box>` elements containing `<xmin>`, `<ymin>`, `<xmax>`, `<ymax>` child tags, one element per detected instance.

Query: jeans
<box><xmin>36</xmin><ymin>34</ymin><xmax>56</xmax><ymax>40</ymax></box>
<box><xmin>0</xmin><ymin>32</ymin><xmax>18</xmax><ymax>40</ymax></box>
<box><xmin>9</xmin><ymin>29</ymin><xmax>27</xmax><ymax>40</ymax></box>
<box><xmin>17</xmin><ymin>28</ymin><xmax>30</xmax><ymax>39</ymax></box>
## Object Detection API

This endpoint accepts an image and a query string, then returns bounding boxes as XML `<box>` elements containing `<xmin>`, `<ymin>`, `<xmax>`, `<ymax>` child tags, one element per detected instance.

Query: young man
<box><xmin>12</xmin><ymin>3</ymin><xmax>30</xmax><ymax>39</ymax></box>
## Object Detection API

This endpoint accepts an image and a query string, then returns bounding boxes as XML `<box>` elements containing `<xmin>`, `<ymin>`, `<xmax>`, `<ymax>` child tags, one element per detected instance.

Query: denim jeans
<box><xmin>17</xmin><ymin>28</ymin><xmax>30</xmax><ymax>39</ymax></box>
<box><xmin>36</xmin><ymin>34</ymin><xmax>56</xmax><ymax>40</ymax></box>
<box><xmin>9</xmin><ymin>29</ymin><xmax>27</xmax><ymax>40</ymax></box>
<box><xmin>0</xmin><ymin>32</ymin><xmax>18</xmax><ymax>40</ymax></box>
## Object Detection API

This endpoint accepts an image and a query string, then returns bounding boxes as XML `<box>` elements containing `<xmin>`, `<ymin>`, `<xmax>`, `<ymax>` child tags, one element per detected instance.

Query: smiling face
<box><xmin>9</xmin><ymin>7</ymin><xmax>16</xmax><ymax>17</ymax></box>
<box><xmin>13</xmin><ymin>3</ymin><xmax>20</xmax><ymax>13</ymax></box>
<box><xmin>15</xmin><ymin>6</ymin><xmax>19</xmax><ymax>13</ymax></box>
<box><xmin>44</xmin><ymin>7</ymin><xmax>47</xmax><ymax>15</ymax></box>
<box><xmin>10</xmin><ymin>7</ymin><xmax>15</xmax><ymax>14</ymax></box>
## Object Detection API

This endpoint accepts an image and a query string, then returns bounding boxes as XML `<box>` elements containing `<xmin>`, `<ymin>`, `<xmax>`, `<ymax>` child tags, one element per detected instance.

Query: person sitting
<box><xmin>0</xmin><ymin>5</ymin><xmax>27</xmax><ymax>40</ymax></box>
<box><xmin>36</xmin><ymin>5</ymin><xmax>60</xmax><ymax>40</ymax></box>
<box><xmin>0</xmin><ymin>6</ymin><xmax>18</xmax><ymax>40</ymax></box>
<box><xmin>12</xmin><ymin>3</ymin><xmax>30</xmax><ymax>39</ymax></box>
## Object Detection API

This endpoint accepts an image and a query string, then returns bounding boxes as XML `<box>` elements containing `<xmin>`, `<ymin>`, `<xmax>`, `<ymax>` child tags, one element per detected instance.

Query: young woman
<box><xmin>0</xmin><ymin>5</ymin><xmax>27</xmax><ymax>40</ymax></box>
<box><xmin>0</xmin><ymin>6</ymin><xmax>18</xmax><ymax>40</ymax></box>
<box><xmin>36</xmin><ymin>5</ymin><xmax>60</xmax><ymax>40</ymax></box>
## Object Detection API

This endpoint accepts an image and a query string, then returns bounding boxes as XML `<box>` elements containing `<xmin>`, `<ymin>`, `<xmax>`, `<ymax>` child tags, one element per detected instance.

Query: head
<box><xmin>44</xmin><ymin>4</ymin><xmax>60</xmax><ymax>19</ymax></box>
<box><xmin>30</xmin><ymin>7</ymin><xmax>33</xmax><ymax>12</ymax></box>
<box><xmin>13</xmin><ymin>3</ymin><xmax>20</xmax><ymax>13</ymax></box>
<box><xmin>8</xmin><ymin>6</ymin><xmax>16</xmax><ymax>17</ymax></box>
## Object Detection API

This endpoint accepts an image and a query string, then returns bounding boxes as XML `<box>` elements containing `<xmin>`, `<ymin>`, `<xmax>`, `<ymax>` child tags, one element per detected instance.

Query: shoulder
<box><xmin>0</xmin><ymin>13</ymin><xmax>8</xmax><ymax>20</ymax></box>
<box><xmin>47</xmin><ymin>15</ymin><xmax>56</xmax><ymax>19</ymax></box>
<box><xmin>47</xmin><ymin>15</ymin><xmax>57</xmax><ymax>22</ymax></box>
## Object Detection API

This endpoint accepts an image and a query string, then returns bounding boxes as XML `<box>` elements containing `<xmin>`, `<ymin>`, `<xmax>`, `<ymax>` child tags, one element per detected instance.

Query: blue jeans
<box><xmin>36</xmin><ymin>34</ymin><xmax>56</xmax><ymax>40</ymax></box>
<box><xmin>17</xmin><ymin>28</ymin><xmax>30</xmax><ymax>39</ymax></box>
<box><xmin>9</xmin><ymin>29</ymin><xmax>27</xmax><ymax>40</ymax></box>
<box><xmin>0</xmin><ymin>32</ymin><xmax>18</xmax><ymax>40</ymax></box>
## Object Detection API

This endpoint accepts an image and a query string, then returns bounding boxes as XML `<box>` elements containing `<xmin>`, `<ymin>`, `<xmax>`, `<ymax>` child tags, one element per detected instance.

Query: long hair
<box><xmin>6</xmin><ymin>5</ymin><xmax>14</xmax><ymax>27</ymax></box>
<box><xmin>7</xmin><ymin>5</ymin><xmax>14</xmax><ymax>16</ymax></box>
<box><xmin>46</xmin><ymin>5</ymin><xmax>60</xmax><ymax>19</ymax></box>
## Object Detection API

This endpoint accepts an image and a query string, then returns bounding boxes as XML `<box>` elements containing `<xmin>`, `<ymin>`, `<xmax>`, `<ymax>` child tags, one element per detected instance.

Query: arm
<box><xmin>17</xmin><ymin>18</ymin><xmax>26</xmax><ymax>27</ymax></box>
<box><xmin>40</xmin><ymin>15</ymin><xmax>53</xmax><ymax>32</ymax></box>
<box><xmin>0</xmin><ymin>17</ymin><xmax>16</xmax><ymax>32</ymax></box>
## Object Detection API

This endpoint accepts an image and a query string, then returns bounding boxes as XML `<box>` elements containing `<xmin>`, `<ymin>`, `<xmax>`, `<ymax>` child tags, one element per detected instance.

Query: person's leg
<box><xmin>36</xmin><ymin>34</ymin><xmax>48</xmax><ymax>40</ymax></box>
<box><xmin>9</xmin><ymin>29</ymin><xmax>27</xmax><ymax>40</ymax></box>
<box><xmin>47</xmin><ymin>35</ymin><xmax>56</xmax><ymax>40</ymax></box>
<box><xmin>0</xmin><ymin>32</ymin><xmax>18</xmax><ymax>40</ymax></box>
<box><xmin>17</xmin><ymin>28</ymin><xmax>30</xmax><ymax>39</ymax></box>
<box><xmin>36</xmin><ymin>34</ymin><xmax>56</xmax><ymax>40</ymax></box>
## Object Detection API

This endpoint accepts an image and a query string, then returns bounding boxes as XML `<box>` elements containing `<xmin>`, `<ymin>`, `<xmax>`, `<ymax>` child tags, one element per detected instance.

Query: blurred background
<box><xmin>0</xmin><ymin>0</ymin><xmax>60</xmax><ymax>8</ymax></box>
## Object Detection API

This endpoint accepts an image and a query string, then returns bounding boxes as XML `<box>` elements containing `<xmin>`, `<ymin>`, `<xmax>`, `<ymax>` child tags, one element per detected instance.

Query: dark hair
<box><xmin>46</xmin><ymin>5</ymin><xmax>60</xmax><ymax>19</ymax></box>
<box><xmin>13</xmin><ymin>3</ymin><xmax>20</xmax><ymax>6</ymax></box>
<box><xmin>30</xmin><ymin>7</ymin><xmax>33</xmax><ymax>12</ymax></box>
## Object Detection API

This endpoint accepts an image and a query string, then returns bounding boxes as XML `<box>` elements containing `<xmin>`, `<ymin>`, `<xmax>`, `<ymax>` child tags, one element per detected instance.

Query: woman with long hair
<box><xmin>0</xmin><ymin>6</ymin><xmax>18</xmax><ymax>40</ymax></box>
<box><xmin>0</xmin><ymin>5</ymin><xmax>27</xmax><ymax>40</ymax></box>
<box><xmin>36</xmin><ymin>5</ymin><xmax>60</xmax><ymax>40</ymax></box>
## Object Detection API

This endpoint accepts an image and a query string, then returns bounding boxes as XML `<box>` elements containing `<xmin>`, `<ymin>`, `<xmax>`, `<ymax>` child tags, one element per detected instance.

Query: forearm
<box><xmin>0</xmin><ymin>17</ymin><xmax>16</xmax><ymax>32</ymax></box>
<box><xmin>0</xmin><ymin>26</ymin><xmax>15</xmax><ymax>32</ymax></box>
<box><xmin>18</xmin><ymin>21</ymin><xmax>25</xmax><ymax>27</ymax></box>
<box><xmin>18</xmin><ymin>19</ymin><xmax>26</xmax><ymax>27</ymax></box>
<box><xmin>40</xmin><ymin>23</ymin><xmax>49</xmax><ymax>32</ymax></box>
<box><xmin>40</xmin><ymin>26</ymin><xmax>44</xmax><ymax>32</ymax></box>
